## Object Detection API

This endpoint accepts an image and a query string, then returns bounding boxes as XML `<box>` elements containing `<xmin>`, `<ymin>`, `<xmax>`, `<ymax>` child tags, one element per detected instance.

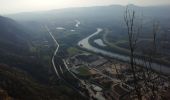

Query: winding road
<box><xmin>45</xmin><ymin>25</ymin><xmax>60</xmax><ymax>78</ymax></box>
<box><xmin>45</xmin><ymin>22</ymin><xmax>106</xmax><ymax>99</ymax></box>
<box><xmin>46</xmin><ymin>24</ymin><xmax>91</xmax><ymax>98</ymax></box>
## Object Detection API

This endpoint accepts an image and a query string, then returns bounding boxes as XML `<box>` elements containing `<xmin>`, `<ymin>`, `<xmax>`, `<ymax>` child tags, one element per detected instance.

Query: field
<box><xmin>76</xmin><ymin>66</ymin><xmax>91</xmax><ymax>76</ymax></box>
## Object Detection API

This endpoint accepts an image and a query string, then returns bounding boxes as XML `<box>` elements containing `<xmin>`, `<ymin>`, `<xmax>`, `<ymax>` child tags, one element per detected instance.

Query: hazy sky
<box><xmin>0</xmin><ymin>0</ymin><xmax>170</xmax><ymax>14</ymax></box>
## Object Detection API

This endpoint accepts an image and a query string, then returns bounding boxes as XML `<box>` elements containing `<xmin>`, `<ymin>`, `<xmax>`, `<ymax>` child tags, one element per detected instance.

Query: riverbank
<box><xmin>78</xmin><ymin>28</ymin><xmax>170</xmax><ymax>75</ymax></box>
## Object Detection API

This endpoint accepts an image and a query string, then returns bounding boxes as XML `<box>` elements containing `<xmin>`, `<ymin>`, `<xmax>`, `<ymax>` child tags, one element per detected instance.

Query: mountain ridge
<box><xmin>6</xmin><ymin>4</ymin><xmax>170</xmax><ymax>23</ymax></box>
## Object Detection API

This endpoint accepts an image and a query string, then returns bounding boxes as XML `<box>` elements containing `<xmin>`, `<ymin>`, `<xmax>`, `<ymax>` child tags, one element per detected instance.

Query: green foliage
<box><xmin>0</xmin><ymin>64</ymin><xmax>86</xmax><ymax>100</ymax></box>
<box><xmin>67</xmin><ymin>47</ymin><xmax>83</xmax><ymax>56</ymax></box>
<box><xmin>76</xmin><ymin>66</ymin><xmax>91</xmax><ymax>76</ymax></box>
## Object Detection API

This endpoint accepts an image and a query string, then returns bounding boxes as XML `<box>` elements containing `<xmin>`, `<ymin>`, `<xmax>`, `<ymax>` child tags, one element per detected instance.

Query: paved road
<box><xmin>45</xmin><ymin>24</ymin><xmax>104</xmax><ymax>99</ymax></box>
<box><xmin>45</xmin><ymin>25</ymin><xmax>60</xmax><ymax>78</ymax></box>
<box><xmin>45</xmin><ymin>25</ymin><xmax>87</xmax><ymax>97</ymax></box>
<box><xmin>63</xmin><ymin>59</ymin><xmax>103</xmax><ymax>100</ymax></box>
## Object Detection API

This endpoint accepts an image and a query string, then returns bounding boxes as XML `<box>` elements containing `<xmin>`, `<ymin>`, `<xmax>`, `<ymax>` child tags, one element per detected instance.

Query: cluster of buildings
<box><xmin>68</xmin><ymin>53</ymin><xmax>132</xmax><ymax>100</ymax></box>
<box><xmin>67</xmin><ymin>53</ymin><xmax>170</xmax><ymax>100</ymax></box>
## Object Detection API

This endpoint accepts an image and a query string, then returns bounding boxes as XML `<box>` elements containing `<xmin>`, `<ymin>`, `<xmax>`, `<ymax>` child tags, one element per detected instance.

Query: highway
<box><xmin>45</xmin><ymin>25</ymin><xmax>60</xmax><ymax>78</ymax></box>
<box><xmin>45</xmin><ymin>21</ymin><xmax>103</xmax><ymax>99</ymax></box>
<box><xmin>45</xmin><ymin>25</ymin><xmax>87</xmax><ymax>98</ymax></box>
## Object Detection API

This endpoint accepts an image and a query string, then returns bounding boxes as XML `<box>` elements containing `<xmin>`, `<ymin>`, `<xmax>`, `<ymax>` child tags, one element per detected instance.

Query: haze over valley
<box><xmin>0</xmin><ymin>1</ymin><xmax>170</xmax><ymax>100</ymax></box>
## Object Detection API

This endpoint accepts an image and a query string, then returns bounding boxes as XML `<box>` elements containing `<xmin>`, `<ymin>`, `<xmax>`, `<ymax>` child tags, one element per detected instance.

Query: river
<box><xmin>78</xmin><ymin>28</ymin><xmax>170</xmax><ymax>75</ymax></box>
<box><xmin>75</xmin><ymin>20</ymin><xmax>80</xmax><ymax>27</ymax></box>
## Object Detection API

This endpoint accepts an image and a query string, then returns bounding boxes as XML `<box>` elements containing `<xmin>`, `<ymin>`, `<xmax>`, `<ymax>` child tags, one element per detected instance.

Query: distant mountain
<box><xmin>7</xmin><ymin>4</ymin><xmax>170</xmax><ymax>22</ymax></box>
<box><xmin>0</xmin><ymin>16</ymin><xmax>50</xmax><ymax>83</ymax></box>
<box><xmin>0</xmin><ymin>16</ymin><xmax>30</xmax><ymax>55</ymax></box>
<box><xmin>2</xmin><ymin>5</ymin><xmax>170</xmax><ymax>99</ymax></box>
